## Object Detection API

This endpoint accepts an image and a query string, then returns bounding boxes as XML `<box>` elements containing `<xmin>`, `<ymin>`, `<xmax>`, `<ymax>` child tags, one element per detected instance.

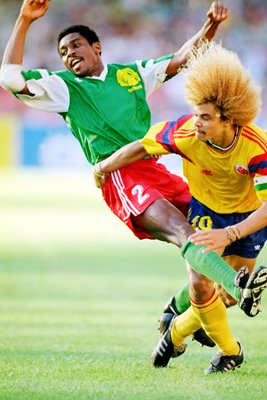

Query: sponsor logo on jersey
<box><xmin>201</xmin><ymin>169</ymin><xmax>212</xmax><ymax>176</ymax></box>
<box><xmin>117</xmin><ymin>68</ymin><xmax>142</xmax><ymax>92</ymax></box>
<box><xmin>235</xmin><ymin>163</ymin><xmax>249</xmax><ymax>175</ymax></box>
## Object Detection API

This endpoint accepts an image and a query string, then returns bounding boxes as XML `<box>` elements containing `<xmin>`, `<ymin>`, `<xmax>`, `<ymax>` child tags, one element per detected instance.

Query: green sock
<box><xmin>174</xmin><ymin>282</ymin><xmax>191</xmax><ymax>313</ymax></box>
<box><xmin>181</xmin><ymin>240</ymin><xmax>241</xmax><ymax>302</ymax></box>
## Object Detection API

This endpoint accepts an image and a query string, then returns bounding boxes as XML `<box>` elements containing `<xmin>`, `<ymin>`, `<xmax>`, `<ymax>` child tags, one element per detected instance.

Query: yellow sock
<box><xmin>191</xmin><ymin>290</ymin><xmax>239</xmax><ymax>355</ymax></box>
<box><xmin>171</xmin><ymin>307</ymin><xmax>201</xmax><ymax>346</ymax></box>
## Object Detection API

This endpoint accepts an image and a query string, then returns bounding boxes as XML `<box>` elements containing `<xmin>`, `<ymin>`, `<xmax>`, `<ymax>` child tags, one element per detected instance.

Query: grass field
<box><xmin>0</xmin><ymin>170</ymin><xmax>267</xmax><ymax>400</ymax></box>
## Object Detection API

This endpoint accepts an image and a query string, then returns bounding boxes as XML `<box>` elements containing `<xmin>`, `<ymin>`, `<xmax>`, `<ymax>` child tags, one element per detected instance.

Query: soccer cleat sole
<box><xmin>239</xmin><ymin>266</ymin><xmax>267</xmax><ymax>317</ymax></box>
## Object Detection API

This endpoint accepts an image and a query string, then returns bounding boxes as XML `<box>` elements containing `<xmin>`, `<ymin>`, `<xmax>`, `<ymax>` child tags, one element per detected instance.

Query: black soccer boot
<box><xmin>236</xmin><ymin>266</ymin><xmax>267</xmax><ymax>317</ymax></box>
<box><xmin>152</xmin><ymin>316</ymin><xmax>187</xmax><ymax>368</ymax></box>
<box><xmin>205</xmin><ymin>342</ymin><xmax>244</xmax><ymax>374</ymax></box>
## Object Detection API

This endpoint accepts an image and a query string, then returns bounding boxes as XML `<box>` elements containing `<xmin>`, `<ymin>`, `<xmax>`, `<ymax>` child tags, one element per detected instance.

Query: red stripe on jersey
<box><xmin>174</xmin><ymin>130</ymin><xmax>195</xmax><ymax>139</ymax></box>
<box><xmin>242</xmin><ymin>127</ymin><xmax>267</xmax><ymax>152</ymax></box>
<box><xmin>175</xmin><ymin>113</ymin><xmax>194</xmax><ymax>128</ymax></box>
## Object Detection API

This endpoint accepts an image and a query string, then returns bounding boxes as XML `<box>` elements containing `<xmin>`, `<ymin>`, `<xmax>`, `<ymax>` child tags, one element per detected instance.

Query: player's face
<box><xmin>193</xmin><ymin>103</ymin><xmax>227</xmax><ymax>144</ymax></box>
<box><xmin>58</xmin><ymin>33</ymin><xmax>102</xmax><ymax>77</ymax></box>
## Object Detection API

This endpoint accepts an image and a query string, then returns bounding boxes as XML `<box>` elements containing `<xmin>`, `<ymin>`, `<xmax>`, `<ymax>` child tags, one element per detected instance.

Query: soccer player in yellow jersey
<box><xmin>94</xmin><ymin>42</ymin><xmax>267</xmax><ymax>373</ymax></box>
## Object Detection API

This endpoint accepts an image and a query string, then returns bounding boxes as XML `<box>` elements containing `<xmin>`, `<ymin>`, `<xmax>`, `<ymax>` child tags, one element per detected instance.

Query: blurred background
<box><xmin>0</xmin><ymin>6</ymin><xmax>267</xmax><ymax>396</ymax></box>
<box><xmin>0</xmin><ymin>0</ymin><xmax>266</xmax><ymax>170</ymax></box>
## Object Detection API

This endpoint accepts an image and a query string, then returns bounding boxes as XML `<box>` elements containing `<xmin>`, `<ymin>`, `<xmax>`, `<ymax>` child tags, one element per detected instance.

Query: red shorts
<box><xmin>102</xmin><ymin>158</ymin><xmax>191</xmax><ymax>240</ymax></box>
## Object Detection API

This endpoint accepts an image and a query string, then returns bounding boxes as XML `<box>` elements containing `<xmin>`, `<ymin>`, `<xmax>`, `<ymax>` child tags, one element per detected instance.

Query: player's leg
<box><xmin>168</xmin><ymin>255</ymin><xmax>253</xmax><ymax>313</ymax></box>
<box><xmin>152</xmin><ymin>265</ymin><xmax>243</xmax><ymax>372</ymax></box>
<box><xmin>187</xmin><ymin>266</ymin><xmax>239</xmax><ymax>356</ymax></box>
<box><xmin>134</xmin><ymin>198</ymin><xmax>243</xmax><ymax>354</ymax></box>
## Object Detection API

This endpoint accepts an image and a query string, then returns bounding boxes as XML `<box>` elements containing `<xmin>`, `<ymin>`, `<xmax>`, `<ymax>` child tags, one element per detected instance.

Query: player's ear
<box><xmin>221</xmin><ymin>114</ymin><xmax>231</xmax><ymax>125</ymax></box>
<box><xmin>224</xmin><ymin>117</ymin><xmax>234</xmax><ymax>126</ymax></box>
<box><xmin>93</xmin><ymin>42</ymin><xmax>102</xmax><ymax>56</ymax></box>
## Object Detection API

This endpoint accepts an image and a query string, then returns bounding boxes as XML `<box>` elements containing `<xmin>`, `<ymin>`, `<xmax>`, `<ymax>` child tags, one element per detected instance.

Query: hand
<box><xmin>20</xmin><ymin>0</ymin><xmax>50</xmax><ymax>22</ymax></box>
<box><xmin>188</xmin><ymin>228</ymin><xmax>228</xmax><ymax>254</ymax></box>
<box><xmin>207</xmin><ymin>1</ymin><xmax>229</xmax><ymax>23</ymax></box>
<box><xmin>93</xmin><ymin>163</ymin><xmax>107</xmax><ymax>189</ymax></box>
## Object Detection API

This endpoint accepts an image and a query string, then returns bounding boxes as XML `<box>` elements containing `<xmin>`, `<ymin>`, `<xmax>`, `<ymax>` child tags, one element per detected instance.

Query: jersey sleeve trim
<box><xmin>155</xmin><ymin>114</ymin><xmax>194</xmax><ymax>161</ymax></box>
<box><xmin>16</xmin><ymin>71</ymin><xmax>69</xmax><ymax>113</ymax></box>
<box><xmin>248</xmin><ymin>153</ymin><xmax>267</xmax><ymax>177</ymax></box>
<box><xmin>136</xmin><ymin>55</ymin><xmax>173</xmax><ymax>97</ymax></box>
<box><xmin>141</xmin><ymin>114</ymin><xmax>194</xmax><ymax>161</ymax></box>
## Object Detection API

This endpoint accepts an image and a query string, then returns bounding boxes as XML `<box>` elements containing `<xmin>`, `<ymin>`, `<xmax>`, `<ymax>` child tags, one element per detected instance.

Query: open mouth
<box><xmin>70</xmin><ymin>58</ymin><xmax>83</xmax><ymax>70</ymax></box>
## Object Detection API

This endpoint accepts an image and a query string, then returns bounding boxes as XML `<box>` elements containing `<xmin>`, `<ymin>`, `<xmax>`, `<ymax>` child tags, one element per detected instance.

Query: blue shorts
<box><xmin>188</xmin><ymin>197</ymin><xmax>267</xmax><ymax>258</ymax></box>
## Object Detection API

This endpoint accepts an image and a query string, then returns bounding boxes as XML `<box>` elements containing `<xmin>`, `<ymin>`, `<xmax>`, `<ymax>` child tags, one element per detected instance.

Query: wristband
<box><xmin>0</xmin><ymin>64</ymin><xmax>26</xmax><ymax>93</ymax></box>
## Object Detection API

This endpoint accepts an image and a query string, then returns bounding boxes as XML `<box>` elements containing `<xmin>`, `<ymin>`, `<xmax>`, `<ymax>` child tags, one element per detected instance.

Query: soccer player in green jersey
<box><xmin>1</xmin><ymin>0</ymin><xmax>266</xmax><ymax>374</ymax></box>
<box><xmin>93</xmin><ymin>42</ymin><xmax>267</xmax><ymax>373</ymax></box>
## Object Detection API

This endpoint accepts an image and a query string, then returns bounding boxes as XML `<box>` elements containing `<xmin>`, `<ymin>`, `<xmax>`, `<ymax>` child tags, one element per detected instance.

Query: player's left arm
<box><xmin>166</xmin><ymin>1</ymin><xmax>229</xmax><ymax>76</ymax></box>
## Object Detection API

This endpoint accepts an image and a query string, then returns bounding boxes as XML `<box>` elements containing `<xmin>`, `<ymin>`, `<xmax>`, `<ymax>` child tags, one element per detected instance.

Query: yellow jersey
<box><xmin>140</xmin><ymin>114</ymin><xmax>267</xmax><ymax>213</ymax></box>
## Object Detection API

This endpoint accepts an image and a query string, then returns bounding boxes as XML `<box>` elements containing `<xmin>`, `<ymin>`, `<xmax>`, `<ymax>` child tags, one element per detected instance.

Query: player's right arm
<box><xmin>0</xmin><ymin>0</ymin><xmax>50</xmax><ymax>95</ymax></box>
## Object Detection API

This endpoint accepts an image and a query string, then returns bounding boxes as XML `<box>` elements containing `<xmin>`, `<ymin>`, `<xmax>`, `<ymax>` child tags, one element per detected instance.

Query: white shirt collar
<box><xmin>85</xmin><ymin>64</ymin><xmax>108</xmax><ymax>81</ymax></box>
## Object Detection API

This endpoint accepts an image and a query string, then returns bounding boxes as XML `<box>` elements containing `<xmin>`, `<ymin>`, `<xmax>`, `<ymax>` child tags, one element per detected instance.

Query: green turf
<box><xmin>0</xmin><ymin>171</ymin><xmax>266</xmax><ymax>400</ymax></box>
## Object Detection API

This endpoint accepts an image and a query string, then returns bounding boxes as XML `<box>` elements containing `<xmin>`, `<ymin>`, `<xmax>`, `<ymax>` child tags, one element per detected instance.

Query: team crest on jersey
<box><xmin>201</xmin><ymin>169</ymin><xmax>212</xmax><ymax>176</ymax></box>
<box><xmin>235</xmin><ymin>163</ymin><xmax>249</xmax><ymax>175</ymax></box>
<box><xmin>117</xmin><ymin>68</ymin><xmax>142</xmax><ymax>92</ymax></box>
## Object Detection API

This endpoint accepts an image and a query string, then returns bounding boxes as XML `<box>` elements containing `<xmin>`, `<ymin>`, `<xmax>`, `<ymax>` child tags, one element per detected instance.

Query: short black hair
<box><xmin>57</xmin><ymin>25</ymin><xmax>100</xmax><ymax>49</ymax></box>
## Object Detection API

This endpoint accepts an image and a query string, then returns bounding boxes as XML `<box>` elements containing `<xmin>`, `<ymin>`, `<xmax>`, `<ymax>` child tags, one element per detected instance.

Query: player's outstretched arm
<box><xmin>93</xmin><ymin>141</ymin><xmax>148</xmax><ymax>188</ymax></box>
<box><xmin>0</xmin><ymin>0</ymin><xmax>50</xmax><ymax>94</ymax></box>
<box><xmin>166</xmin><ymin>1</ymin><xmax>229</xmax><ymax>76</ymax></box>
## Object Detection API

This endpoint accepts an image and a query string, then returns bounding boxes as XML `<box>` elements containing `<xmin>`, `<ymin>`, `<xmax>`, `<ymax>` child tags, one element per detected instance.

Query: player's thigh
<box><xmin>223</xmin><ymin>255</ymin><xmax>256</xmax><ymax>273</ymax></box>
<box><xmin>133</xmin><ymin>197</ymin><xmax>194</xmax><ymax>246</ymax></box>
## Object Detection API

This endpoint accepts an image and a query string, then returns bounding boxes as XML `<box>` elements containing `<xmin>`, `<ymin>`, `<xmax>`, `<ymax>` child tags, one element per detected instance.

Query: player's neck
<box><xmin>208</xmin><ymin>126</ymin><xmax>239</xmax><ymax>152</ymax></box>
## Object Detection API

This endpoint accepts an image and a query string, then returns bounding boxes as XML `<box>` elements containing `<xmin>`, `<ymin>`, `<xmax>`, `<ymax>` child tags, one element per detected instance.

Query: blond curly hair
<box><xmin>184</xmin><ymin>41</ymin><xmax>262</xmax><ymax>126</ymax></box>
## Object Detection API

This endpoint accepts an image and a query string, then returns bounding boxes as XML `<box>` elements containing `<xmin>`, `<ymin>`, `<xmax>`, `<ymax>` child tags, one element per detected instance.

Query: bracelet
<box><xmin>224</xmin><ymin>226</ymin><xmax>237</xmax><ymax>244</ymax></box>
<box><xmin>93</xmin><ymin>164</ymin><xmax>105</xmax><ymax>178</ymax></box>
<box><xmin>224</xmin><ymin>227</ymin><xmax>234</xmax><ymax>244</ymax></box>
<box><xmin>231</xmin><ymin>224</ymin><xmax>241</xmax><ymax>240</ymax></box>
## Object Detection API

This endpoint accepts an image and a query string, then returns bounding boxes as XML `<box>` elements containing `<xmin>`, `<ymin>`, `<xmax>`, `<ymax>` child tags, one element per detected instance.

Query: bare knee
<box><xmin>188</xmin><ymin>268</ymin><xmax>214</xmax><ymax>302</ymax></box>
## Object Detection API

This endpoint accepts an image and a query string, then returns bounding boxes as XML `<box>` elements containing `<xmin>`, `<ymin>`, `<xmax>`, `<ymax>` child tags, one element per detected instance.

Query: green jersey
<box><xmin>18</xmin><ymin>56</ymin><xmax>173</xmax><ymax>165</ymax></box>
